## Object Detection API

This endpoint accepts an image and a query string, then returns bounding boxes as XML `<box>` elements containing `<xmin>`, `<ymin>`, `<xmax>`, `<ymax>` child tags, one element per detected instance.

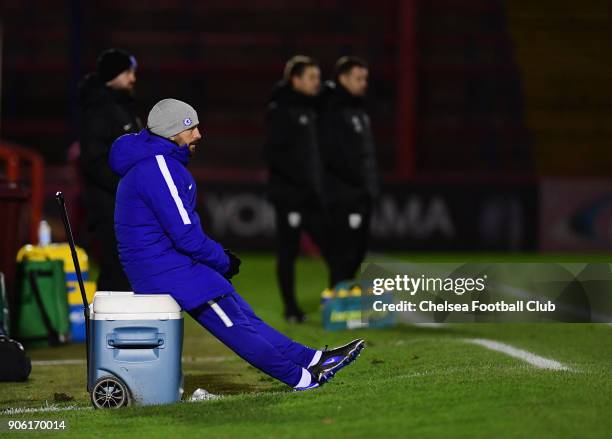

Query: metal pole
<box><xmin>395</xmin><ymin>0</ymin><xmax>417</xmax><ymax>179</ymax></box>
<box><xmin>0</xmin><ymin>21</ymin><xmax>4</xmax><ymax>139</ymax></box>
<box><xmin>55</xmin><ymin>191</ymin><xmax>91</xmax><ymax>392</ymax></box>
<box><xmin>69</xmin><ymin>0</ymin><xmax>83</xmax><ymax>141</ymax></box>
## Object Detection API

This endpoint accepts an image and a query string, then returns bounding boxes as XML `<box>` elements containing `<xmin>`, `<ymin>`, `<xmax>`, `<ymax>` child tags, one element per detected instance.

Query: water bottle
<box><xmin>320</xmin><ymin>288</ymin><xmax>335</xmax><ymax>307</ymax></box>
<box><xmin>38</xmin><ymin>220</ymin><xmax>51</xmax><ymax>246</ymax></box>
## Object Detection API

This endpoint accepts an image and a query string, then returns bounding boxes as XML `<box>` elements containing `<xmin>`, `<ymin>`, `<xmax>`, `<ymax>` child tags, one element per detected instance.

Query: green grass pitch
<box><xmin>1</xmin><ymin>253</ymin><xmax>611</xmax><ymax>438</ymax></box>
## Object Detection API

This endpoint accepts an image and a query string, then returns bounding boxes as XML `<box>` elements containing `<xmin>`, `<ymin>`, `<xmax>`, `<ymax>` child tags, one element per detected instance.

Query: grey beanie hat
<box><xmin>147</xmin><ymin>98</ymin><xmax>199</xmax><ymax>138</ymax></box>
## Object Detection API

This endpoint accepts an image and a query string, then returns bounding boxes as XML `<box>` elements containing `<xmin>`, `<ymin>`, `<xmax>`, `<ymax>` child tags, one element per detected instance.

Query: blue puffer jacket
<box><xmin>109</xmin><ymin>129</ymin><xmax>232</xmax><ymax>311</ymax></box>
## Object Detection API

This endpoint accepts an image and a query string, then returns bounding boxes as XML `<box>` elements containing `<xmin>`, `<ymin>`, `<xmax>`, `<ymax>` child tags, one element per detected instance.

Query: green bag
<box><xmin>14</xmin><ymin>260</ymin><xmax>69</xmax><ymax>346</ymax></box>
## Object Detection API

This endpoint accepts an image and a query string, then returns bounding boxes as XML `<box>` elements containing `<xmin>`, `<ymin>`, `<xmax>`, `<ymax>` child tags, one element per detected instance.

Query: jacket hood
<box><xmin>109</xmin><ymin>129</ymin><xmax>191</xmax><ymax>177</ymax></box>
<box><xmin>266</xmin><ymin>80</ymin><xmax>318</xmax><ymax>107</ymax></box>
<box><xmin>78</xmin><ymin>72</ymin><xmax>133</xmax><ymax>109</ymax></box>
<box><xmin>321</xmin><ymin>80</ymin><xmax>365</xmax><ymax>107</ymax></box>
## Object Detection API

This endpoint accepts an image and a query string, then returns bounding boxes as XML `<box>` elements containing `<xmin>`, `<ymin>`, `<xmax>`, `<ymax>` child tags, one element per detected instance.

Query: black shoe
<box><xmin>309</xmin><ymin>339</ymin><xmax>365</xmax><ymax>384</ymax></box>
<box><xmin>285</xmin><ymin>310</ymin><xmax>307</xmax><ymax>323</ymax></box>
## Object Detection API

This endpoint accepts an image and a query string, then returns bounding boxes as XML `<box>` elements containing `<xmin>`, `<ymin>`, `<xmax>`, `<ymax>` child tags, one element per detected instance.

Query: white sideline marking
<box><xmin>32</xmin><ymin>356</ymin><xmax>232</xmax><ymax>367</ymax></box>
<box><xmin>464</xmin><ymin>338</ymin><xmax>571</xmax><ymax>371</ymax></box>
<box><xmin>183</xmin><ymin>355</ymin><xmax>232</xmax><ymax>363</ymax></box>
<box><xmin>1</xmin><ymin>391</ymin><xmax>226</xmax><ymax>414</ymax></box>
<box><xmin>413</xmin><ymin>323</ymin><xmax>447</xmax><ymax>328</ymax></box>
<box><xmin>1</xmin><ymin>404</ymin><xmax>90</xmax><ymax>415</ymax></box>
<box><xmin>32</xmin><ymin>359</ymin><xmax>85</xmax><ymax>366</ymax></box>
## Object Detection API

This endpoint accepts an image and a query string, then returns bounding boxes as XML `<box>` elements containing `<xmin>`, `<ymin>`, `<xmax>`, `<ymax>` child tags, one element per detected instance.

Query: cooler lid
<box><xmin>91</xmin><ymin>291</ymin><xmax>182</xmax><ymax>320</ymax></box>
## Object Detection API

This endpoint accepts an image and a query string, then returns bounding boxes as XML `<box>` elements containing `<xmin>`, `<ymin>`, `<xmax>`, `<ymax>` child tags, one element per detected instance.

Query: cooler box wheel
<box><xmin>91</xmin><ymin>375</ymin><xmax>131</xmax><ymax>409</ymax></box>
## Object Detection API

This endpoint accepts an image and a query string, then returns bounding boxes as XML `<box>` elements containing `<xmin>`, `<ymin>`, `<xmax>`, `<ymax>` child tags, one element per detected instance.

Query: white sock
<box><xmin>294</xmin><ymin>368</ymin><xmax>312</xmax><ymax>389</ymax></box>
<box><xmin>307</xmin><ymin>350</ymin><xmax>322</xmax><ymax>368</ymax></box>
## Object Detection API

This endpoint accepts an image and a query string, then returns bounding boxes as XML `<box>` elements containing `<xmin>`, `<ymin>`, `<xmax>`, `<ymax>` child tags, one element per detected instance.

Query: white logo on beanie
<box><xmin>183</xmin><ymin>118</ymin><xmax>192</xmax><ymax>127</ymax></box>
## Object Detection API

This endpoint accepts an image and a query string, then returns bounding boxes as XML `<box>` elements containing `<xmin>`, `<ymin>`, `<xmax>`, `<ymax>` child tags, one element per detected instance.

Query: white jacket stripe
<box><xmin>155</xmin><ymin>155</ymin><xmax>191</xmax><ymax>225</ymax></box>
<box><xmin>208</xmin><ymin>301</ymin><xmax>234</xmax><ymax>327</ymax></box>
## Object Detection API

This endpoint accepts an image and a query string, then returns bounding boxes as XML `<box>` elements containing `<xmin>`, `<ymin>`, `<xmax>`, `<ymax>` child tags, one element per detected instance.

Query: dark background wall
<box><xmin>1</xmin><ymin>0</ymin><xmax>611</xmax><ymax>255</ymax></box>
<box><xmin>1</xmin><ymin>0</ymin><xmax>548</xmax><ymax>177</ymax></box>
<box><xmin>1</xmin><ymin>0</ymin><xmax>397</xmax><ymax>174</ymax></box>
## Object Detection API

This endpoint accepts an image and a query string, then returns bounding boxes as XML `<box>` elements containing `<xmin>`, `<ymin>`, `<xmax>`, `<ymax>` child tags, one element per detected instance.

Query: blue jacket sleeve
<box><xmin>138</xmin><ymin>156</ymin><xmax>230</xmax><ymax>275</ymax></box>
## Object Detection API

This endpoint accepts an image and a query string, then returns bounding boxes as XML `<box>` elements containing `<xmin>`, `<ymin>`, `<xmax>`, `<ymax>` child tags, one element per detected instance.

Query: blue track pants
<box><xmin>187</xmin><ymin>291</ymin><xmax>317</xmax><ymax>387</ymax></box>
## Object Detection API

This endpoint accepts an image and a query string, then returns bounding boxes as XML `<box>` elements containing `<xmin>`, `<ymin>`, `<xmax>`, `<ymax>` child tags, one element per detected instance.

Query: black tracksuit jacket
<box><xmin>264</xmin><ymin>82</ymin><xmax>324</xmax><ymax>210</ymax></box>
<box><xmin>78</xmin><ymin>73</ymin><xmax>141</xmax><ymax>225</ymax></box>
<box><xmin>318</xmin><ymin>80</ymin><xmax>379</xmax><ymax>209</ymax></box>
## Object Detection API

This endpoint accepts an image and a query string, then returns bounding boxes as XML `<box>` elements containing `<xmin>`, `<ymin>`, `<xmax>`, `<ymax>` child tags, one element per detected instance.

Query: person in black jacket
<box><xmin>319</xmin><ymin>56</ymin><xmax>380</xmax><ymax>285</ymax></box>
<box><xmin>265</xmin><ymin>55</ymin><xmax>330</xmax><ymax>322</ymax></box>
<box><xmin>78</xmin><ymin>48</ymin><xmax>142</xmax><ymax>291</ymax></box>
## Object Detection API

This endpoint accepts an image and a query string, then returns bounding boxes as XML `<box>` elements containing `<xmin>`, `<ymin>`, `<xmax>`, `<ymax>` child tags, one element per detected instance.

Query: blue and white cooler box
<box><xmin>88</xmin><ymin>291</ymin><xmax>184</xmax><ymax>408</ymax></box>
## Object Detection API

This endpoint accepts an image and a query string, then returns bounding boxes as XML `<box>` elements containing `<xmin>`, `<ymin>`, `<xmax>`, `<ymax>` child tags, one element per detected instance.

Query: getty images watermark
<box><xmin>356</xmin><ymin>263</ymin><xmax>612</xmax><ymax>324</ymax></box>
<box><xmin>371</xmin><ymin>274</ymin><xmax>555</xmax><ymax>313</ymax></box>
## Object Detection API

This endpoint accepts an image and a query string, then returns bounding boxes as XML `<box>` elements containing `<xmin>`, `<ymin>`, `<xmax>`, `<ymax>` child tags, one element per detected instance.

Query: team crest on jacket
<box><xmin>351</xmin><ymin>116</ymin><xmax>363</xmax><ymax>133</ymax></box>
<box><xmin>183</xmin><ymin>118</ymin><xmax>192</xmax><ymax>126</ymax></box>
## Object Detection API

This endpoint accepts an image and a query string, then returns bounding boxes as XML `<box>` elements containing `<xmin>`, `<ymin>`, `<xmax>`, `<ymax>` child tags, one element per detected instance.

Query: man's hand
<box><xmin>223</xmin><ymin>249</ymin><xmax>241</xmax><ymax>280</ymax></box>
